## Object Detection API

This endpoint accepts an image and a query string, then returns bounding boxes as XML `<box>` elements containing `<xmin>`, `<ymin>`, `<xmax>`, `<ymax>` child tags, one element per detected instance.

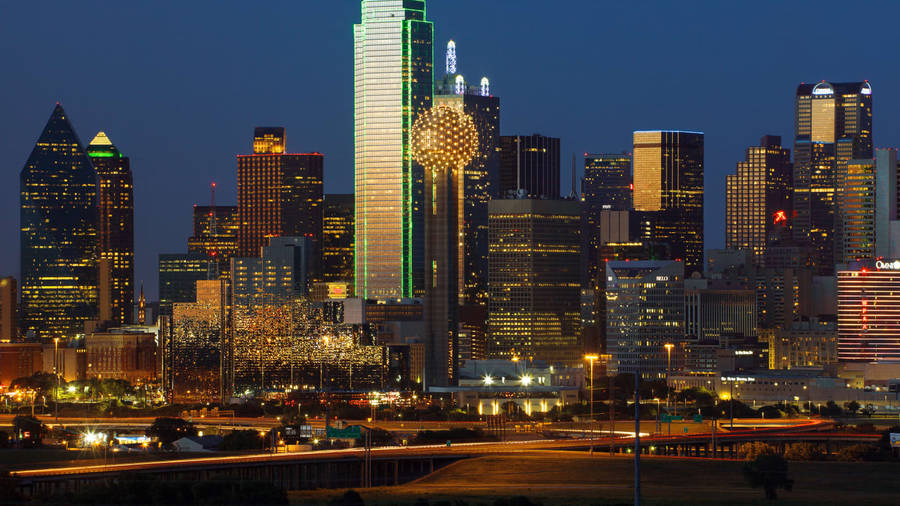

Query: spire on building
<box><xmin>480</xmin><ymin>77</ymin><xmax>490</xmax><ymax>97</ymax></box>
<box><xmin>455</xmin><ymin>75</ymin><xmax>466</xmax><ymax>95</ymax></box>
<box><xmin>446</xmin><ymin>40</ymin><xmax>457</xmax><ymax>75</ymax></box>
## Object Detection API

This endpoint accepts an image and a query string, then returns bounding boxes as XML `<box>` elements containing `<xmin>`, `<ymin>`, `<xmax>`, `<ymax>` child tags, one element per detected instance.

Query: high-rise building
<box><xmin>188</xmin><ymin>203</ymin><xmax>240</xmax><ymax>278</ymax></box>
<box><xmin>487</xmin><ymin>199</ymin><xmax>581</xmax><ymax>365</ymax></box>
<box><xmin>237</xmin><ymin>128</ymin><xmax>323</xmax><ymax>269</ymax></box>
<box><xmin>768</xmin><ymin>319</ymin><xmax>837</xmax><ymax>370</ymax></box>
<box><xmin>606</xmin><ymin>260</ymin><xmax>685</xmax><ymax>379</ymax></box>
<box><xmin>684</xmin><ymin>279</ymin><xmax>757</xmax><ymax>343</ymax></box>
<box><xmin>354</xmin><ymin>0</ymin><xmax>433</xmax><ymax>300</ymax></box>
<box><xmin>20</xmin><ymin>104</ymin><xmax>99</xmax><ymax>339</ymax></box>
<box><xmin>497</xmin><ymin>135</ymin><xmax>561</xmax><ymax>199</ymax></box>
<box><xmin>837</xmin><ymin>261</ymin><xmax>900</xmax><ymax>362</ymax></box>
<box><xmin>171</xmin><ymin>279</ymin><xmax>225</xmax><ymax>403</ymax></box>
<box><xmin>583</xmin><ymin>153</ymin><xmax>632</xmax><ymax>211</ymax></box>
<box><xmin>0</xmin><ymin>277</ymin><xmax>17</xmax><ymax>343</ymax></box>
<box><xmin>158</xmin><ymin>253</ymin><xmax>211</xmax><ymax>313</ymax></box>
<box><xmin>793</xmin><ymin>81</ymin><xmax>873</xmax><ymax>274</ymax></box>
<box><xmin>231</xmin><ymin>237</ymin><xmax>312</xmax><ymax>309</ymax></box>
<box><xmin>323</xmin><ymin>194</ymin><xmax>355</xmax><ymax>283</ymax></box>
<box><xmin>838</xmin><ymin>158</ymin><xmax>876</xmax><ymax>262</ymax></box>
<box><xmin>435</xmin><ymin>89</ymin><xmax>500</xmax><ymax>306</ymax></box>
<box><xmin>725</xmin><ymin>136</ymin><xmax>792</xmax><ymax>266</ymax></box>
<box><xmin>874</xmin><ymin>149</ymin><xmax>898</xmax><ymax>258</ymax></box>
<box><xmin>86</xmin><ymin>132</ymin><xmax>134</xmax><ymax>325</ymax></box>
<box><xmin>632</xmin><ymin>130</ymin><xmax>704</xmax><ymax>274</ymax></box>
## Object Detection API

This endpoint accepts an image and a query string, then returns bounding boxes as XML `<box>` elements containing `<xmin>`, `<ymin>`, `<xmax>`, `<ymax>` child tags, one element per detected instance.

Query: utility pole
<box><xmin>609</xmin><ymin>375</ymin><xmax>615</xmax><ymax>456</ymax></box>
<box><xmin>53</xmin><ymin>338</ymin><xmax>59</xmax><ymax>422</ymax></box>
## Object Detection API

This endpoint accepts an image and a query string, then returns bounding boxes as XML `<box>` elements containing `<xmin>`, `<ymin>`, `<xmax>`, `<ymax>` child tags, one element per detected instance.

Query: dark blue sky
<box><xmin>2</xmin><ymin>1</ymin><xmax>898</xmax><ymax>300</ymax></box>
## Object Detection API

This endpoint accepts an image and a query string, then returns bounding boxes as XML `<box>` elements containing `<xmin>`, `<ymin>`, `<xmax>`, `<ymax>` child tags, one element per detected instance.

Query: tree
<box><xmin>820</xmin><ymin>400</ymin><xmax>843</xmax><ymax>417</ymax></box>
<box><xmin>743</xmin><ymin>453</ymin><xmax>793</xmax><ymax>500</ymax></box>
<box><xmin>784</xmin><ymin>443</ymin><xmax>823</xmax><ymax>461</ymax></box>
<box><xmin>844</xmin><ymin>401</ymin><xmax>861</xmax><ymax>416</ymax></box>
<box><xmin>330</xmin><ymin>490</ymin><xmax>365</xmax><ymax>506</ymax></box>
<box><xmin>836</xmin><ymin>444</ymin><xmax>881</xmax><ymax>462</ymax></box>
<box><xmin>220</xmin><ymin>430</ymin><xmax>264</xmax><ymax>451</ymax></box>
<box><xmin>738</xmin><ymin>441</ymin><xmax>778</xmax><ymax>460</ymax></box>
<box><xmin>146</xmin><ymin>417</ymin><xmax>197</xmax><ymax>446</ymax></box>
<box><xmin>10</xmin><ymin>372</ymin><xmax>56</xmax><ymax>397</ymax></box>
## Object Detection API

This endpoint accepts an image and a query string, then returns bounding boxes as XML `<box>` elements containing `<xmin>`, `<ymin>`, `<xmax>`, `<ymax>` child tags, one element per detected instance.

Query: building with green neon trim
<box><xmin>354</xmin><ymin>0</ymin><xmax>433</xmax><ymax>299</ymax></box>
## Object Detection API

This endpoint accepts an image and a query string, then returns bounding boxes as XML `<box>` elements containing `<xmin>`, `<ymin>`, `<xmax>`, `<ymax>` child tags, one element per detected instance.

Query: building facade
<box><xmin>606</xmin><ymin>260</ymin><xmax>685</xmax><ymax>379</ymax></box>
<box><xmin>171</xmin><ymin>280</ymin><xmax>225</xmax><ymax>403</ymax></box>
<box><xmin>354</xmin><ymin>0</ymin><xmax>433</xmax><ymax>300</ymax></box>
<box><xmin>158</xmin><ymin>253</ymin><xmax>211</xmax><ymax>313</ymax></box>
<box><xmin>768</xmin><ymin>319</ymin><xmax>837</xmax><ymax>370</ymax></box>
<box><xmin>188</xmin><ymin>204</ymin><xmax>239</xmax><ymax>279</ymax></box>
<box><xmin>20</xmin><ymin>104</ymin><xmax>99</xmax><ymax>339</ymax></box>
<box><xmin>237</xmin><ymin>127</ymin><xmax>323</xmax><ymax>271</ymax></box>
<box><xmin>231</xmin><ymin>237</ymin><xmax>312</xmax><ymax>309</ymax></box>
<box><xmin>487</xmin><ymin>199</ymin><xmax>581</xmax><ymax>365</ymax></box>
<box><xmin>839</xmin><ymin>158</ymin><xmax>876</xmax><ymax>262</ymax></box>
<box><xmin>85</xmin><ymin>330</ymin><xmax>157</xmax><ymax>384</ymax></box>
<box><xmin>725</xmin><ymin>135</ymin><xmax>792</xmax><ymax>266</ymax></box>
<box><xmin>837</xmin><ymin>261</ymin><xmax>900</xmax><ymax>362</ymax></box>
<box><xmin>793</xmin><ymin>81</ymin><xmax>873</xmax><ymax>274</ymax></box>
<box><xmin>497</xmin><ymin>134</ymin><xmax>561</xmax><ymax>199</ymax></box>
<box><xmin>0</xmin><ymin>277</ymin><xmax>16</xmax><ymax>343</ymax></box>
<box><xmin>632</xmin><ymin>130</ymin><xmax>704</xmax><ymax>274</ymax></box>
<box><xmin>87</xmin><ymin>132</ymin><xmax>134</xmax><ymax>326</ymax></box>
<box><xmin>323</xmin><ymin>194</ymin><xmax>355</xmax><ymax>283</ymax></box>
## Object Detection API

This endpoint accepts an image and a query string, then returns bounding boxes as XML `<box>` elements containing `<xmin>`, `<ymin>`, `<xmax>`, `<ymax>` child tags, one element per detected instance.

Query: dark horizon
<box><xmin>2</xmin><ymin>0</ymin><xmax>898</xmax><ymax>300</ymax></box>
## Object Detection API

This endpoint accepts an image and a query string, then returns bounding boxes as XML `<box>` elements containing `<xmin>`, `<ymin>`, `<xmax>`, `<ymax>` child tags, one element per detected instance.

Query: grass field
<box><xmin>289</xmin><ymin>452</ymin><xmax>900</xmax><ymax>505</ymax></box>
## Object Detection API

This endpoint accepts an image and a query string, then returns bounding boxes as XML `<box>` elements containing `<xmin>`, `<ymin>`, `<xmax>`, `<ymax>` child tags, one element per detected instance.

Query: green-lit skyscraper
<box><xmin>354</xmin><ymin>0</ymin><xmax>433</xmax><ymax>299</ymax></box>
<box><xmin>20</xmin><ymin>104</ymin><xmax>99</xmax><ymax>338</ymax></box>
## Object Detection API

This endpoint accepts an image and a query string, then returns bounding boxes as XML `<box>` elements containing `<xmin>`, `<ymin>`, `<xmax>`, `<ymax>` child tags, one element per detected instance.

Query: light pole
<box><xmin>585</xmin><ymin>354</ymin><xmax>598</xmax><ymax>454</ymax></box>
<box><xmin>664</xmin><ymin>343</ymin><xmax>674</xmax><ymax>413</ymax></box>
<box><xmin>634</xmin><ymin>371</ymin><xmax>641</xmax><ymax>506</ymax></box>
<box><xmin>53</xmin><ymin>338</ymin><xmax>59</xmax><ymax>422</ymax></box>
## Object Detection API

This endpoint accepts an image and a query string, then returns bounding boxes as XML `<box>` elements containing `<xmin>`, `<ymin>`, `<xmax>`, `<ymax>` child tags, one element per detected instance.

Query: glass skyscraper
<box><xmin>354</xmin><ymin>0</ymin><xmax>433</xmax><ymax>299</ymax></box>
<box><xmin>725</xmin><ymin>136</ymin><xmax>792</xmax><ymax>267</ymax></box>
<box><xmin>87</xmin><ymin>132</ymin><xmax>134</xmax><ymax>325</ymax></box>
<box><xmin>793</xmin><ymin>81</ymin><xmax>873</xmax><ymax>274</ymax></box>
<box><xmin>20</xmin><ymin>104</ymin><xmax>99</xmax><ymax>339</ymax></box>
<box><xmin>632</xmin><ymin>130</ymin><xmax>704</xmax><ymax>275</ymax></box>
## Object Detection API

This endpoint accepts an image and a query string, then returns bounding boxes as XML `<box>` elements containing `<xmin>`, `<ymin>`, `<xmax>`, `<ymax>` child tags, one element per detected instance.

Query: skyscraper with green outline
<box><xmin>354</xmin><ymin>0</ymin><xmax>433</xmax><ymax>299</ymax></box>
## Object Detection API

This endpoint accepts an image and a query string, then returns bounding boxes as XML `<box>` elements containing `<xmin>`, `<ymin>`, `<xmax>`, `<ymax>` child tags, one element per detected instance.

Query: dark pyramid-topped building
<box><xmin>88</xmin><ymin>131</ymin><xmax>134</xmax><ymax>325</ymax></box>
<box><xmin>20</xmin><ymin>104</ymin><xmax>99</xmax><ymax>339</ymax></box>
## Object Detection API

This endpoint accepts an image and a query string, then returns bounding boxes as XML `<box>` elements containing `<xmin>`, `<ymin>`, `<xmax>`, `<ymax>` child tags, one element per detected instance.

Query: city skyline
<box><xmin>3</xmin><ymin>1</ymin><xmax>900</xmax><ymax>299</ymax></box>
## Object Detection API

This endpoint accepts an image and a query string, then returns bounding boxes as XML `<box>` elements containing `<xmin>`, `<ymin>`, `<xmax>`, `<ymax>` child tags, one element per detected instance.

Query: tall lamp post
<box><xmin>53</xmin><ymin>338</ymin><xmax>59</xmax><ymax>422</ymax></box>
<box><xmin>664</xmin><ymin>343</ymin><xmax>674</xmax><ymax>413</ymax></box>
<box><xmin>585</xmin><ymin>354</ymin><xmax>598</xmax><ymax>454</ymax></box>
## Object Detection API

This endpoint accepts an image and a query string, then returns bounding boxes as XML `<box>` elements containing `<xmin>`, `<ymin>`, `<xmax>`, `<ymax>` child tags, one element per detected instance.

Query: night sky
<box><xmin>2</xmin><ymin>0</ymin><xmax>898</xmax><ymax>299</ymax></box>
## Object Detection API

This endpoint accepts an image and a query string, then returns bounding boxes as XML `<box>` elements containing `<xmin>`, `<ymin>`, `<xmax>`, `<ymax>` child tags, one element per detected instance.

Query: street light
<box><xmin>53</xmin><ymin>338</ymin><xmax>59</xmax><ymax>422</ymax></box>
<box><xmin>584</xmin><ymin>354</ymin><xmax>599</xmax><ymax>454</ymax></box>
<box><xmin>664</xmin><ymin>343</ymin><xmax>674</xmax><ymax>414</ymax></box>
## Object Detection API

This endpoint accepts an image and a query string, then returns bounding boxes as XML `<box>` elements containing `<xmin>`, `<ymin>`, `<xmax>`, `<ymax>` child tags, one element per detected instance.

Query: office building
<box><xmin>171</xmin><ymin>280</ymin><xmax>225</xmax><ymax>403</ymax></box>
<box><xmin>20</xmin><ymin>104</ymin><xmax>99</xmax><ymax>339</ymax></box>
<box><xmin>487</xmin><ymin>199</ymin><xmax>581</xmax><ymax>365</ymax></box>
<box><xmin>0</xmin><ymin>277</ymin><xmax>16</xmax><ymax>343</ymax></box>
<box><xmin>86</xmin><ymin>132</ymin><xmax>134</xmax><ymax>326</ymax></box>
<box><xmin>838</xmin><ymin>158</ymin><xmax>876</xmax><ymax>262</ymax></box>
<box><xmin>632</xmin><ymin>130</ymin><xmax>704</xmax><ymax>274</ymax></box>
<box><xmin>85</xmin><ymin>329</ymin><xmax>157</xmax><ymax>384</ymax></box>
<box><xmin>685</xmin><ymin>278</ymin><xmax>757</xmax><ymax>342</ymax></box>
<box><xmin>875</xmin><ymin>149</ymin><xmax>898</xmax><ymax>258</ymax></box>
<box><xmin>323</xmin><ymin>194</ymin><xmax>355</xmax><ymax>283</ymax></box>
<box><xmin>793</xmin><ymin>81</ymin><xmax>873</xmax><ymax>274</ymax></box>
<box><xmin>606</xmin><ymin>260</ymin><xmax>685</xmax><ymax>379</ymax></box>
<box><xmin>837</xmin><ymin>261</ymin><xmax>900</xmax><ymax>362</ymax></box>
<box><xmin>188</xmin><ymin>204</ymin><xmax>239</xmax><ymax>278</ymax></box>
<box><xmin>768</xmin><ymin>319</ymin><xmax>837</xmax><ymax>370</ymax></box>
<box><xmin>0</xmin><ymin>343</ymin><xmax>43</xmax><ymax>386</ymax></box>
<box><xmin>497</xmin><ymin>134</ymin><xmax>560</xmax><ymax>199</ymax></box>
<box><xmin>583</xmin><ymin>153</ymin><xmax>632</xmax><ymax>211</ymax></box>
<box><xmin>725</xmin><ymin>136</ymin><xmax>792</xmax><ymax>266</ymax></box>
<box><xmin>231</xmin><ymin>236</ymin><xmax>312</xmax><ymax>308</ymax></box>
<box><xmin>158</xmin><ymin>253</ymin><xmax>211</xmax><ymax>313</ymax></box>
<box><xmin>237</xmin><ymin>127</ymin><xmax>323</xmax><ymax>270</ymax></box>
<box><xmin>354</xmin><ymin>0</ymin><xmax>433</xmax><ymax>300</ymax></box>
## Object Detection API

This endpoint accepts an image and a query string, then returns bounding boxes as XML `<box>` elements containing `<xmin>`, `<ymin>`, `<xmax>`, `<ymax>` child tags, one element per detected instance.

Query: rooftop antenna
<box><xmin>570</xmin><ymin>154</ymin><xmax>578</xmax><ymax>199</ymax></box>
<box><xmin>446</xmin><ymin>40</ymin><xmax>457</xmax><ymax>75</ymax></box>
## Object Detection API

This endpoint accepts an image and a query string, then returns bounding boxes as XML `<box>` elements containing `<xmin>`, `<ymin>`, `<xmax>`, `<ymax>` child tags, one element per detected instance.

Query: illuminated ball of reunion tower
<box><xmin>411</xmin><ymin>106</ymin><xmax>479</xmax><ymax>173</ymax></box>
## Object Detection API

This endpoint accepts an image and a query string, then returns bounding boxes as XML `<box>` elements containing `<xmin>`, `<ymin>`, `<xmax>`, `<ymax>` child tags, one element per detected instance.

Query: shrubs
<box><xmin>836</xmin><ymin>444</ymin><xmax>882</xmax><ymax>462</ymax></box>
<box><xmin>220</xmin><ymin>430</ymin><xmax>264</xmax><ymax>451</ymax></box>
<box><xmin>783</xmin><ymin>443</ymin><xmax>824</xmax><ymax>461</ymax></box>
<box><xmin>738</xmin><ymin>442</ymin><xmax>778</xmax><ymax>460</ymax></box>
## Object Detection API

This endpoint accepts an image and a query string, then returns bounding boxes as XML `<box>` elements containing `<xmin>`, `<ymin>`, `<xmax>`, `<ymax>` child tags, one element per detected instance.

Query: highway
<box><xmin>13</xmin><ymin>418</ymin><xmax>880</xmax><ymax>480</ymax></box>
